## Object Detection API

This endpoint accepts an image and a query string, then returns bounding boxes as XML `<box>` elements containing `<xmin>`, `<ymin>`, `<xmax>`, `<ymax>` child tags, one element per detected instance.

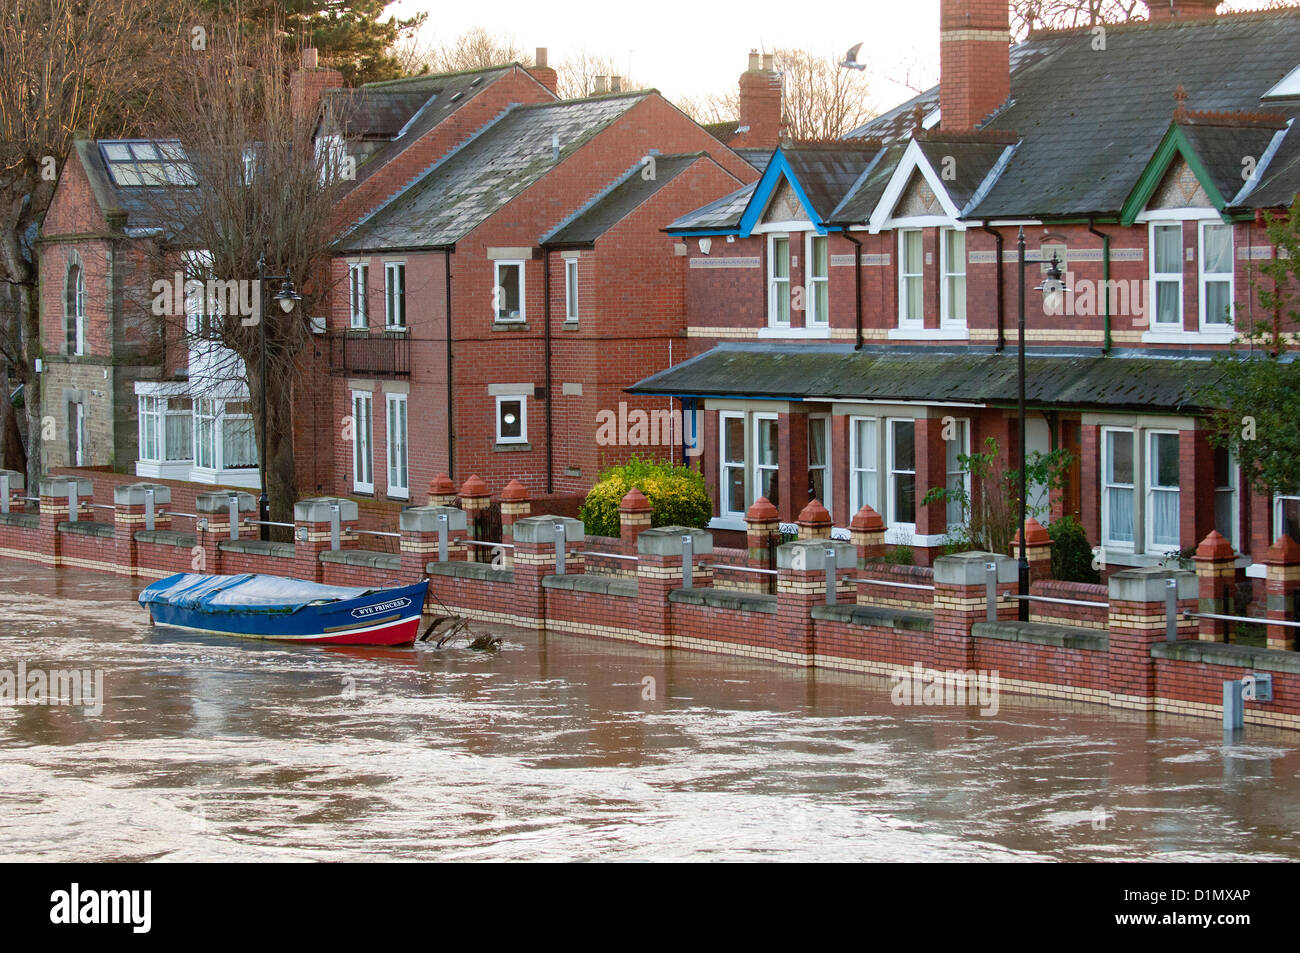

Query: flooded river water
<box><xmin>0</xmin><ymin>558</ymin><xmax>1297</xmax><ymax>861</ymax></box>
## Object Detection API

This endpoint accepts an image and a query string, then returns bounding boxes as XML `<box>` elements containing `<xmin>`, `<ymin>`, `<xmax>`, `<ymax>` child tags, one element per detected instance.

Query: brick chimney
<box><xmin>290</xmin><ymin>47</ymin><xmax>344</xmax><ymax>121</ymax></box>
<box><xmin>733</xmin><ymin>50</ymin><xmax>784</xmax><ymax>148</ymax></box>
<box><xmin>1144</xmin><ymin>0</ymin><xmax>1221</xmax><ymax>20</ymax></box>
<box><xmin>528</xmin><ymin>47</ymin><xmax>559</xmax><ymax>96</ymax></box>
<box><xmin>939</xmin><ymin>0</ymin><xmax>1010</xmax><ymax>132</ymax></box>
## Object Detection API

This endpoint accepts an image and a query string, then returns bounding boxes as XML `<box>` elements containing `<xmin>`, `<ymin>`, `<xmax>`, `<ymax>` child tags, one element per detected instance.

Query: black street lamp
<box><xmin>1015</xmin><ymin>227</ymin><xmax>1067</xmax><ymax>621</ymax></box>
<box><xmin>255</xmin><ymin>254</ymin><xmax>300</xmax><ymax>541</ymax></box>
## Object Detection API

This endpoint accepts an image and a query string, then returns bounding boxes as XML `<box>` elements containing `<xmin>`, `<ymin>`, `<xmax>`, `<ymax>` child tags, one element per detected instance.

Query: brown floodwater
<box><xmin>0</xmin><ymin>557</ymin><xmax>1297</xmax><ymax>861</ymax></box>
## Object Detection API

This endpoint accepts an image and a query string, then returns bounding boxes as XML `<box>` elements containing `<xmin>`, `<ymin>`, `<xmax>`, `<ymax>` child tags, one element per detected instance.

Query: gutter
<box><xmin>1087</xmin><ymin>218</ymin><xmax>1112</xmax><ymax>354</ymax></box>
<box><xmin>445</xmin><ymin>249</ymin><xmax>455</xmax><ymax>478</ymax></box>
<box><xmin>979</xmin><ymin>222</ymin><xmax>1005</xmax><ymax>351</ymax></box>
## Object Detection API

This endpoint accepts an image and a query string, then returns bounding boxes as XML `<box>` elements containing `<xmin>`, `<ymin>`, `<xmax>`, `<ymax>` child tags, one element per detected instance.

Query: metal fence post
<box><xmin>145</xmin><ymin>487</ymin><xmax>155</xmax><ymax>531</ymax></box>
<box><xmin>1165</xmin><ymin>577</ymin><xmax>1178</xmax><ymax>641</ymax></box>
<box><xmin>228</xmin><ymin>495</ymin><xmax>239</xmax><ymax>541</ymax></box>
<box><xmin>554</xmin><ymin>522</ymin><xmax>567</xmax><ymax>575</ymax></box>
<box><xmin>986</xmin><ymin>561</ymin><xmax>998</xmax><ymax>623</ymax></box>
<box><xmin>437</xmin><ymin>512</ymin><xmax>448</xmax><ymax>563</ymax></box>
<box><xmin>0</xmin><ymin>473</ymin><xmax>9</xmax><ymax>515</ymax></box>
<box><xmin>825</xmin><ymin>546</ymin><xmax>837</xmax><ymax>606</ymax></box>
<box><xmin>330</xmin><ymin>503</ymin><xmax>340</xmax><ymax>551</ymax></box>
<box><xmin>68</xmin><ymin>483</ymin><xmax>79</xmax><ymax>522</ymax></box>
<box><xmin>682</xmin><ymin>534</ymin><xmax>693</xmax><ymax>590</ymax></box>
<box><xmin>1223</xmin><ymin>679</ymin><xmax>1245</xmax><ymax>733</ymax></box>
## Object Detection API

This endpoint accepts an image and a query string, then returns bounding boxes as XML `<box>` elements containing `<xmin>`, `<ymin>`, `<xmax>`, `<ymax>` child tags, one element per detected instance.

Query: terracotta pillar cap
<box><xmin>1265</xmin><ymin>533</ymin><xmax>1300</xmax><ymax>565</ymax></box>
<box><xmin>849</xmin><ymin>504</ymin><xmax>884</xmax><ymax>533</ymax></box>
<box><xmin>618</xmin><ymin>486</ymin><xmax>652</xmax><ymax>513</ymax></box>
<box><xmin>1194</xmin><ymin>529</ymin><xmax>1236</xmax><ymax>562</ymax></box>
<box><xmin>796</xmin><ymin>498</ymin><xmax>831</xmax><ymax>525</ymax></box>
<box><xmin>429</xmin><ymin>473</ymin><xmax>457</xmax><ymax>496</ymax></box>
<box><xmin>501</xmin><ymin>479</ymin><xmax>529</xmax><ymax>502</ymax></box>
<box><xmin>746</xmin><ymin>496</ymin><xmax>779</xmax><ymax>522</ymax></box>
<box><xmin>459</xmin><ymin>474</ymin><xmax>489</xmax><ymax>499</ymax></box>
<box><xmin>1012</xmin><ymin>517</ymin><xmax>1051</xmax><ymax>547</ymax></box>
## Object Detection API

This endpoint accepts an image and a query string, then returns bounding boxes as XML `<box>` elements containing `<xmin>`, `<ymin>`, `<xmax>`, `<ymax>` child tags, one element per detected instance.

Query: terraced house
<box><xmin>632</xmin><ymin>0</ymin><xmax>1300</xmax><ymax>576</ymax></box>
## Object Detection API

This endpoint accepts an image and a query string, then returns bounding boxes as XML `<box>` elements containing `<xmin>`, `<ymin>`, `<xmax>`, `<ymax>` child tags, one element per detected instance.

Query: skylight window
<box><xmin>100</xmin><ymin>140</ymin><xmax>196</xmax><ymax>187</ymax></box>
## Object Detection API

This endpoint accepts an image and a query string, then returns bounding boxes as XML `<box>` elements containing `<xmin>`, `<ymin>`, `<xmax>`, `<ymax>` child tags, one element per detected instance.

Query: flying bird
<box><xmin>840</xmin><ymin>42</ymin><xmax>866</xmax><ymax>71</ymax></box>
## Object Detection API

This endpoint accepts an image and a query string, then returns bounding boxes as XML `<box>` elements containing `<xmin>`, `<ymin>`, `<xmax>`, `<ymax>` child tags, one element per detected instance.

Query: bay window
<box><xmin>1214</xmin><ymin>444</ymin><xmax>1237</xmax><ymax>549</ymax></box>
<box><xmin>850</xmin><ymin>416</ymin><xmax>879</xmax><ymax>516</ymax></box>
<box><xmin>1146</xmin><ymin>431</ymin><xmax>1181</xmax><ymax>550</ymax></box>
<box><xmin>1277</xmin><ymin>494</ymin><xmax>1300</xmax><ymax>546</ymax></box>
<box><xmin>194</xmin><ymin>399</ymin><xmax>217</xmax><ymax>469</ymax></box>
<box><xmin>808</xmin><ymin>415</ymin><xmax>829</xmax><ymax>505</ymax></box>
<box><xmin>754</xmin><ymin>414</ymin><xmax>779</xmax><ymax>507</ymax></box>
<box><xmin>720</xmin><ymin>412</ymin><xmax>746</xmax><ymax>518</ymax></box>
<box><xmin>888</xmin><ymin>418</ymin><xmax>916</xmax><ymax>527</ymax></box>
<box><xmin>1102</xmin><ymin>428</ymin><xmax>1136</xmax><ymax>547</ymax></box>
<box><xmin>221</xmin><ymin>401</ymin><xmax>257</xmax><ymax>470</ymax></box>
<box><xmin>944</xmin><ymin>417</ymin><xmax>970</xmax><ymax>528</ymax></box>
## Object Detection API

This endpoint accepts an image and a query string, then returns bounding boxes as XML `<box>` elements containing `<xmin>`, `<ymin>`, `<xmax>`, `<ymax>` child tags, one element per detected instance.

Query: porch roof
<box><xmin>626</xmin><ymin>342</ymin><xmax>1237</xmax><ymax>413</ymax></box>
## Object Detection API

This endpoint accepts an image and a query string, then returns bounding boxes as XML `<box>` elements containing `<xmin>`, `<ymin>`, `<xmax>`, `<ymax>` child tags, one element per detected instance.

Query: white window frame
<box><xmin>943</xmin><ymin>416</ymin><xmax>970</xmax><ymax>530</ymax></box>
<box><xmin>1214</xmin><ymin>444</ymin><xmax>1238</xmax><ymax>551</ymax></box>
<box><xmin>384</xmin><ymin>261</ymin><xmax>406</xmax><ymax>329</ymax></box>
<box><xmin>1198</xmin><ymin>221</ymin><xmax>1234</xmax><ymax>331</ymax></box>
<box><xmin>494</xmin><ymin>260</ymin><xmax>526</xmax><ymax>323</ymax></box>
<box><xmin>805</xmin><ymin>234</ymin><xmax>829</xmax><ymax>326</ymax></box>
<box><xmin>849</xmin><ymin>415</ymin><xmax>879</xmax><ymax>518</ymax></box>
<box><xmin>1275</xmin><ymin>493</ymin><xmax>1300</xmax><ymax>547</ymax></box>
<box><xmin>495</xmin><ymin>394</ymin><xmax>527</xmax><ymax>445</ymax></box>
<box><xmin>1144</xmin><ymin>429</ymin><xmax>1181</xmax><ymax>552</ymax></box>
<box><xmin>939</xmin><ymin>227</ymin><xmax>966</xmax><ymax>328</ymax></box>
<box><xmin>1101</xmin><ymin>427</ymin><xmax>1138</xmax><ymax>552</ymax></box>
<box><xmin>349</xmin><ymin>262</ymin><xmax>368</xmax><ymax>329</ymax></box>
<box><xmin>351</xmin><ymin>390</ymin><xmax>373</xmax><ymax>493</ymax></box>
<box><xmin>386</xmin><ymin>392</ymin><xmax>408</xmax><ymax>499</ymax></box>
<box><xmin>753</xmin><ymin>412</ymin><xmax>780</xmax><ymax>508</ymax></box>
<box><xmin>887</xmin><ymin>417</ymin><xmax>917</xmax><ymax>531</ymax></box>
<box><xmin>219</xmin><ymin>400</ymin><xmax>257</xmax><ymax>471</ymax></box>
<box><xmin>69</xmin><ymin>401</ymin><xmax>86</xmax><ymax>466</ymax></box>
<box><xmin>719</xmin><ymin>411</ymin><xmax>747</xmax><ymax>518</ymax></box>
<box><xmin>67</xmin><ymin>263</ymin><xmax>87</xmax><ymax>356</ymax></box>
<box><xmin>139</xmin><ymin>396</ymin><xmax>161</xmax><ymax>462</ymax></box>
<box><xmin>564</xmin><ymin>257</ymin><xmax>579</xmax><ymax>323</ymax></box>
<box><xmin>807</xmin><ymin>413</ymin><xmax>831</xmax><ymax>509</ymax></box>
<box><xmin>1149</xmin><ymin>222</ymin><xmax>1183</xmax><ymax>329</ymax></box>
<box><xmin>767</xmin><ymin>234</ymin><xmax>791</xmax><ymax>327</ymax></box>
<box><xmin>898</xmin><ymin>229</ymin><xmax>924</xmax><ymax>328</ymax></box>
<box><xmin>193</xmin><ymin>398</ymin><xmax>217</xmax><ymax>470</ymax></box>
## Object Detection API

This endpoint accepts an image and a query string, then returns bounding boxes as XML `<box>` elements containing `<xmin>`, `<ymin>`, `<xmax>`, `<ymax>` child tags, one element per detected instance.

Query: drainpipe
<box><xmin>843</xmin><ymin>230</ymin><xmax>865</xmax><ymax>350</ymax></box>
<box><xmin>980</xmin><ymin>222</ymin><xmax>1005</xmax><ymax>351</ymax></box>
<box><xmin>445</xmin><ymin>249</ymin><xmax>455</xmax><ymax>478</ymax></box>
<box><xmin>1088</xmin><ymin>218</ymin><xmax>1112</xmax><ymax>354</ymax></box>
<box><xmin>542</xmin><ymin>249</ymin><xmax>553</xmax><ymax>494</ymax></box>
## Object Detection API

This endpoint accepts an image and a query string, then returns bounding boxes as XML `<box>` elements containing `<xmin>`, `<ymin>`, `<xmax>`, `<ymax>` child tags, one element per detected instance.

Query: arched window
<box><xmin>64</xmin><ymin>263</ymin><xmax>86</xmax><ymax>355</ymax></box>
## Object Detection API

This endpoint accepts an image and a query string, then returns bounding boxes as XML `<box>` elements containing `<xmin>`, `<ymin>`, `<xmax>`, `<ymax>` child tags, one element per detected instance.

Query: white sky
<box><xmin>387</xmin><ymin>0</ymin><xmax>941</xmax><ymax>113</ymax></box>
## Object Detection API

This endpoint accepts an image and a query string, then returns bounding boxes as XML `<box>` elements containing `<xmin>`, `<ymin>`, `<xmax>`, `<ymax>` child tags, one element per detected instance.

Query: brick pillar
<box><xmin>500</xmin><ymin>480</ymin><xmax>531</xmax><ymax>566</ymax></box>
<box><xmin>39</xmin><ymin>476</ymin><xmax>92</xmax><ymax>566</ymax></box>
<box><xmin>795</xmin><ymin>499</ymin><xmax>832</xmax><ymax>540</ymax></box>
<box><xmin>636</xmin><ymin>526</ymin><xmax>713</xmax><ymax>646</ymax></box>
<box><xmin>292</xmin><ymin>497</ymin><xmax>359</xmax><ymax>583</ymax></box>
<box><xmin>776</xmin><ymin>539</ymin><xmax>856</xmax><ymax>663</ymax></box>
<box><xmin>459</xmin><ymin>474</ymin><xmax>490</xmax><ymax>561</ymax></box>
<box><xmin>113</xmin><ymin>483</ymin><xmax>171</xmax><ymax>577</ymax></box>
<box><xmin>1193</xmin><ymin>530</ymin><xmax>1237</xmax><ymax>642</ymax></box>
<box><xmin>932</xmin><ymin>552</ymin><xmax>1018</xmax><ymax>671</ymax></box>
<box><xmin>195</xmin><ymin>491</ymin><xmax>255</xmax><ymax>575</ymax></box>
<box><xmin>427</xmin><ymin>473</ymin><xmax>458</xmax><ymax>507</ymax></box>
<box><xmin>1012</xmin><ymin>517</ymin><xmax>1053</xmax><ymax>583</ymax></box>
<box><xmin>745</xmin><ymin>496</ymin><xmax>779</xmax><ymax>570</ymax></box>
<box><xmin>618</xmin><ymin>487</ymin><xmax>653</xmax><ymax>553</ymax></box>
<box><xmin>1107</xmin><ymin>568</ymin><xmax>1198</xmax><ymax>710</ymax></box>
<box><xmin>0</xmin><ymin>469</ymin><xmax>25</xmax><ymax>512</ymax></box>
<box><xmin>1263</xmin><ymin>535</ymin><xmax>1300</xmax><ymax>651</ymax></box>
<box><xmin>511</xmin><ymin>516</ymin><xmax>585</xmax><ymax>628</ymax></box>
<box><xmin>850</xmin><ymin>504</ymin><xmax>886</xmax><ymax>566</ymax></box>
<box><xmin>400</xmin><ymin>505</ymin><xmax>468</xmax><ymax>580</ymax></box>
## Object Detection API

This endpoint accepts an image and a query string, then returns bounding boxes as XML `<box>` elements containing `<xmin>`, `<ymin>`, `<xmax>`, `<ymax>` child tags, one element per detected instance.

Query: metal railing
<box><xmin>1001</xmin><ymin>593</ymin><xmax>1109</xmax><ymax>608</ymax></box>
<box><xmin>852</xmin><ymin>576</ymin><xmax>935</xmax><ymax>592</ymax></box>
<box><xmin>578</xmin><ymin>550</ymin><xmax>638</xmax><ymax>561</ymax></box>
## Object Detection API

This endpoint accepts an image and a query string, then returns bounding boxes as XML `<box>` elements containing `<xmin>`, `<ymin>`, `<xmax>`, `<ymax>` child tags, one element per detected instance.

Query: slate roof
<box><xmin>825</xmin><ymin>141</ymin><xmax>907</xmax><ymax>223</ymax></box>
<box><xmin>846</xmin><ymin>11</ymin><xmax>1300</xmax><ymax>219</ymax></box>
<box><xmin>1234</xmin><ymin>120</ymin><xmax>1300</xmax><ymax>208</ymax></box>
<box><xmin>627</xmin><ymin>342</ymin><xmax>1235</xmax><ymax>413</ymax></box>
<box><xmin>542</xmin><ymin>153</ymin><xmax>712</xmax><ymax>245</ymax></box>
<box><xmin>335</xmin><ymin>93</ymin><xmax>647</xmax><ymax>251</ymax></box>
<box><xmin>735</xmin><ymin>148</ymin><xmax>773</xmax><ymax>173</ymax></box>
<box><xmin>915</xmin><ymin>137</ymin><xmax>1017</xmax><ymax>213</ymax></box>
<box><xmin>666</xmin><ymin>180</ymin><xmax>757</xmax><ymax>231</ymax></box>
<box><xmin>1179</xmin><ymin>119</ymin><xmax>1286</xmax><ymax>206</ymax></box>
<box><xmin>780</xmin><ymin>142</ymin><xmax>883</xmax><ymax>221</ymax></box>
<box><xmin>68</xmin><ymin>138</ymin><xmax>195</xmax><ymax>237</ymax></box>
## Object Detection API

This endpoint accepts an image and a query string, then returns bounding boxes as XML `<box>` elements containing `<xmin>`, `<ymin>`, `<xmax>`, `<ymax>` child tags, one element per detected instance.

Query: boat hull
<box><xmin>141</xmin><ymin>577</ymin><xmax>429</xmax><ymax>647</ymax></box>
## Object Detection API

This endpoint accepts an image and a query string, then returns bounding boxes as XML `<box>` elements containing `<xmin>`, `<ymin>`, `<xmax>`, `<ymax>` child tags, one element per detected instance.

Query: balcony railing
<box><xmin>327</xmin><ymin>330</ymin><xmax>410</xmax><ymax>378</ymax></box>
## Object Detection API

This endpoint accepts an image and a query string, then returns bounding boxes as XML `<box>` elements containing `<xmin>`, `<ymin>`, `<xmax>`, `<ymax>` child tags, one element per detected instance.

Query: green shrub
<box><xmin>883</xmin><ymin>545</ymin><xmax>915</xmax><ymax>566</ymax></box>
<box><xmin>580</xmin><ymin>455</ymin><xmax>712</xmax><ymax>538</ymax></box>
<box><xmin>1048</xmin><ymin>515</ymin><xmax>1099</xmax><ymax>584</ymax></box>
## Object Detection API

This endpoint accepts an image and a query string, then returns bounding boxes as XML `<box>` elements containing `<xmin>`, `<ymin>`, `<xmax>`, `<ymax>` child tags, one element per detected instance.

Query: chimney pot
<box><xmin>610</xmin><ymin>75</ymin><xmax>622</xmax><ymax>93</ymax></box>
<box><xmin>748</xmin><ymin>50</ymin><xmax>761</xmax><ymax>71</ymax></box>
<box><xmin>762</xmin><ymin>53</ymin><xmax>774</xmax><ymax>72</ymax></box>
<box><xmin>535</xmin><ymin>47</ymin><xmax>548</xmax><ymax>68</ymax></box>
<box><xmin>302</xmin><ymin>47</ymin><xmax>318</xmax><ymax>70</ymax></box>
<box><xmin>594</xmin><ymin>75</ymin><xmax>608</xmax><ymax>94</ymax></box>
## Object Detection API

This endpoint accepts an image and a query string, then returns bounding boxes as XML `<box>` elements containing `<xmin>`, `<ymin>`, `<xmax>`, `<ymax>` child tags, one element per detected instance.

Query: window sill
<box><xmin>562</xmin><ymin>320</ymin><xmax>580</xmax><ymax>330</ymax></box>
<box><xmin>709</xmin><ymin>515</ymin><xmax>747</xmax><ymax>531</ymax></box>
<box><xmin>492</xmin><ymin>321</ymin><xmax>530</xmax><ymax>332</ymax></box>
<box><xmin>887</xmin><ymin>327</ymin><xmax>969</xmax><ymax>341</ymax></box>
<box><xmin>493</xmin><ymin>441</ymin><xmax>532</xmax><ymax>452</ymax></box>
<box><xmin>1140</xmin><ymin>329</ymin><xmax>1236</xmax><ymax>344</ymax></box>
<box><xmin>386</xmin><ymin>493</ymin><xmax>409</xmax><ymax>502</ymax></box>
<box><xmin>383</xmin><ymin>326</ymin><xmax>408</xmax><ymax>334</ymax></box>
<box><xmin>757</xmin><ymin>325</ymin><xmax>831</xmax><ymax>339</ymax></box>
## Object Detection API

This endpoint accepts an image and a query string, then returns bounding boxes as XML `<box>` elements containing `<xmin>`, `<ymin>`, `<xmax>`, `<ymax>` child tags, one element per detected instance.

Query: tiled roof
<box><xmin>735</xmin><ymin>148</ymin><xmax>773</xmax><ymax>173</ymax></box>
<box><xmin>336</xmin><ymin>93</ymin><xmax>647</xmax><ymax>251</ymax></box>
<box><xmin>627</xmin><ymin>342</ymin><xmax>1233</xmax><ymax>413</ymax></box>
<box><xmin>542</xmin><ymin>153</ymin><xmax>711</xmax><ymax>245</ymax></box>
<box><xmin>780</xmin><ymin>142</ymin><xmax>883</xmax><ymax>221</ymax></box>
<box><xmin>666</xmin><ymin>181</ymin><xmax>757</xmax><ymax>231</ymax></box>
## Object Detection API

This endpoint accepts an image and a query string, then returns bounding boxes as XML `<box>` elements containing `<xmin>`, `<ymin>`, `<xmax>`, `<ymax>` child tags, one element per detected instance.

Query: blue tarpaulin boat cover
<box><xmin>139</xmin><ymin>573</ymin><xmax>377</xmax><ymax>614</ymax></box>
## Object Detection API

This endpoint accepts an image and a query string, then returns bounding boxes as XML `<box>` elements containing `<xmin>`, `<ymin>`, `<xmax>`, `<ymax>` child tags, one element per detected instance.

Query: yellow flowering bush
<box><xmin>580</xmin><ymin>455</ymin><xmax>712</xmax><ymax>538</ymax></box>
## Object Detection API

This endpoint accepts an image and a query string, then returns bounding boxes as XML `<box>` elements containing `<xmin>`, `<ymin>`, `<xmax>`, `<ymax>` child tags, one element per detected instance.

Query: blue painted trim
<box><xmin>737</xmin><ymin>150</ymin><xmax>828</xmax><ymax>238</ymax></box>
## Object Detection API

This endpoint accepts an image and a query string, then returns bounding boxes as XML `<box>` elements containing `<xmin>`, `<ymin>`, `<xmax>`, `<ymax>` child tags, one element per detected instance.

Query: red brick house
<box><xmin>632</xmin><ymin>1</ymin><xmax>1300</xmax><ymax>578</ymax></box>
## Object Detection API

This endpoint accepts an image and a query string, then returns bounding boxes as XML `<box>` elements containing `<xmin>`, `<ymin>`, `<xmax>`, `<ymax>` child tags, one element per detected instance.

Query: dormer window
<box><xmin>768</xmin><ymin>235</ymin><xmax>790</xmax><ymax>326</ymax></box>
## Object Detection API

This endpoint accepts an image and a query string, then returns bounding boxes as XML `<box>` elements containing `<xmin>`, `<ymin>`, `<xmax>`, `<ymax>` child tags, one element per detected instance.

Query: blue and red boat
<box><xmin>138</xmin><ymin>573</ymin><xmax>430</xmax><ymax>646</ymax></box>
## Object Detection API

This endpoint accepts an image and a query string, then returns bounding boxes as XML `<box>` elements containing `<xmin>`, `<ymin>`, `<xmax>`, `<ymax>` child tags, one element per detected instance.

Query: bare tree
<box><xmin>0</xmin><ymin>0</ymin><xmax>188</xmax><ymax>486</ymax></box>
<box><xmin>425</xmin><ymin>27</ymin><xmax>525</xmax><ymax>74</ymax></box>
<box><xmin>556</xmin><ymin>50</ymin><xmax>640</xmax><ymax>99</ymax></box>
<box><xmin>775</xmin><ymin>48</ymin><xmax>876</xmax><ymax>140</ymax></box>
<box><xmin>676</xmin><ymin>91</ymin><xmax>740</xmax><ymax>127</ymax></box>
<box><xmin>1010</xmin><ymin>0</ymin><xmax>1146</xmax><ymax>38</ymax></box>
<box><xmin>133</xmin><ymin>25</ymin><xmax>349</xmax><ymax>527</ymax></box>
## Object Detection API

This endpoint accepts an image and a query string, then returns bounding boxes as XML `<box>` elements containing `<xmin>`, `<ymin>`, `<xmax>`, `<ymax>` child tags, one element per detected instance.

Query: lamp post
<box><xmin>1015</xmin><ymin>227</ymin><xmax>1067</xmax><ymax>621</ymax></box>
<box><xmin>255</xmin><ymin>254</ymin><xmax>301</xmax><ymax>541</ymax></box>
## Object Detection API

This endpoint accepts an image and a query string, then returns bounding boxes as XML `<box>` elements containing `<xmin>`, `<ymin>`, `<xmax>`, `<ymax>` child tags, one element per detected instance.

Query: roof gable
<box><xmin>866</xmin><ymin>138</ymin><xmax>963</xmax><ymax>231</ymax></box>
